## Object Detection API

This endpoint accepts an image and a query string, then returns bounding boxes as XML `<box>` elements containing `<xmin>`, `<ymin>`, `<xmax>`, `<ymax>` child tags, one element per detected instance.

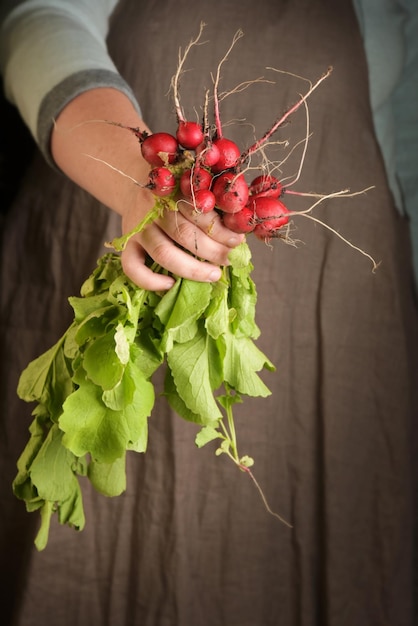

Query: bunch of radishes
<box><xmin>104</xmin><ymin>29</ymin><xmax>342</xmax><ymax>249</ymax></box>
<box><xmin>132</xmin><ymin>24</ymin><xmax>333</xmax><ymax>244</ymax></box>
<box><xmin>107</xmin><ymin>29</ymin><xmax>376</xmax><ymax>271</ymax></box>
<box><xmin>137</xmin><ymin>122</ymin><xmax>291</xmax><ymax>241</ymax></box>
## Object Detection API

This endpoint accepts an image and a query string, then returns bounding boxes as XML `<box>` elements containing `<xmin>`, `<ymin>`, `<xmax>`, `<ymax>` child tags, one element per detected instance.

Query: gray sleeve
<box><xmin>0</xmin><ymin>0</ymin><xmax>141</xmax><ymax>163</ymax></box>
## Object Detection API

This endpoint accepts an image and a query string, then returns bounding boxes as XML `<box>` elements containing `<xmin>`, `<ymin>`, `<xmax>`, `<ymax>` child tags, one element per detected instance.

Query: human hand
<box><xmin>120</xmin><ymin>187</ymin><xmax>244</xmax><ymax>290</ymax></box>
<box><xmin>51</xmin><ymin>87</ymin><xmax>243</xmax><ymax>290</ymax></box>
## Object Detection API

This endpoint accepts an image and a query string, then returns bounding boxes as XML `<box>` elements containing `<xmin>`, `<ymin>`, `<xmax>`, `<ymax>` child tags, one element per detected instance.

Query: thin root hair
<box><xmin>213</xmin><ymin>29</ymin><xmax>245</xmax><ymax>137</ymax></box>
<box><xmin>281</xmin><ymin>98</ymin><xmax>311</xmax><ymax>188</ymax></box>
<box><xmin>218</xmin><ymin>76</ymin><xmax>275</xmax><ymax>103</ymax></box>
<box><xmin>291</xmin><ymin>209</ymin><xmax>380</xmax><ymax>271</ymax></box>
<box><xmin>266</xmin><ymin>66</ymin><xmax>314</xmax><ymax>89</ymax></box>
<box><xmin>243</xmin><ymin>468</ymin><xmax>293</xmax><ymax>528</ymax></box>
<box><xmin>82</xmin><ymin>153</ymin><xmax>145</xmax><ymax>187</ymax></box>
<box><xmin>171</xmin><ymin>21</ymin><xmax>207</xmax><ymax>121</ymax></box>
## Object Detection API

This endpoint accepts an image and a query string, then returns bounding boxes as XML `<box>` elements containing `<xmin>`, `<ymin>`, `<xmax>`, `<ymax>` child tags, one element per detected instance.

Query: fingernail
<box><xmin>208</xmin><ymin>269</ymin><xmax>221</xmax><ymax>282</ymax></box>
<box><xmin>227</xmin><ymin>237</ymin><xmax>239</xmax><ymax>246</ymax></box>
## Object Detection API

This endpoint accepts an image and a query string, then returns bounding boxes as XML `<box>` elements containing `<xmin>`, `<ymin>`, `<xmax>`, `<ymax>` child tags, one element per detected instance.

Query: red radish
<box><xmin>140</xmin><ymin>132</ymin><xmax>179</xmax><ymax>166</ymax></box>
<box><xmin>179</xmin><ymin>167</ymin><xmax>213</xmax><ymax>197</ymax></box>
<box><xmin>195</xmin><ymin>140</ymin><xmax>221</xmax><ymax>168</ymax></box>
<box><xmin>147</xmin><ymin>167</ymin><xmax>177</xmax><ymax>197</ymax></box>
<box><xmin>249</xmin><ymin>174</ymin><xmax>283</xmax><ymax>199</ymax></box>
<box><xmin>212</xmin><ymin>172</ymin><xmax>249</xmax><ymax>213</ymax></box>
<box><xmin>211</xmin><ymin>137</ymin><xmax>241</xmax><ymax>173</ymax></box>
<box><xmin>222</xmin><ymin>206</ymin><xmax>255</xmax><ymax>233</ymax></box>
<box><xmin>192</xmin><ymin>189</ymin><xmax>216</xmax><ymax>213</ymax></box>
<box><xmin>176</xmin><ymin>121</ymin><xmax>204</xmax><ymax>149</ymax></box>
<box><xmin>251</xmin><ymin>196</ymin><xmax>290</xmax><ymax>239</ymax></box>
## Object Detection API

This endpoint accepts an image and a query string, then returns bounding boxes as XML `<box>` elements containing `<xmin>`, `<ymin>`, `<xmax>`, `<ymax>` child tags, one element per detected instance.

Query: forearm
<box><xmin>51</xmin><ymin>87</ymin><xmax>153</xmax><ymax>219</ymax></box>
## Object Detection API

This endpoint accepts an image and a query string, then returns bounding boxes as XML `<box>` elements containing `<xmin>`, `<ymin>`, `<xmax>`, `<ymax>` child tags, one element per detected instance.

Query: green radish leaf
<box><xmin>29</xmin><ymin>424</ymin><xmax>81</xmax><ymax>503</ymax></box>
<box><xmin>101</xmin><ymin>362</ymin><xmax>136</xmax><ymax>410</ymax></box>
<box><xmin>223</xmin><ymin>332</ymin><xmax>275</xmax><ymax>397</ymax></box>
<box><xmin>17</xmin><ymin>338</ymin><xmax>74</xmax><ymax>420</ymax></box>
<box><xmin>229</xmin><ymin>270</ymin><xmax>260</xmax><ymax>339</ymax></box>
<box><xmin>204</xmin><ymin>277</ymin><xmax>229</xmax><ymax>339</ymax></box>
<box><xmin>157</xmin><ymin>279</ymin><xmax>213</xmax><ymax>352</ymax></box>
<box><xmin>74</xmin><ymin>304</ymin><xmax>122</xmax><ymax>345</ymax></box>
<box><xmin>63</xmin><ymin>323</ymin><xmax>81</xmax><ymax>360</ymax></box>
<box><xmin>152</xmin><ymin>277</ymin><xmax>182</xmax><ymax>326</ymax></box>
<box><xmin>83</xmin><ymin>333</ymin><xmax>125</xmax><ymax>390</ymax></box>
<box><xmin>123</xmin><ymin>363</ymin><xmax>153</xmax><ymax>453</ymax></box>
<box><xmin>195</xmin><ymin>425</ymin><xmax>223</xmax><ymax>448</ymax></box>
<box><xmin>114</xmin><ymin>322</ymin><xmax>131</xmax><ymax>365</ymax></box>
<box><xmin>239</xmin><ymin>455</ymin><xmax>254</xmax><ymax>468</ymax></box>
<box><xmin>207</xmin><ymin>334</ymin><xmax>225</xmax><ymax>390</ymax></box>
<box><xmin>48</xmin><ymin>345</ymin><xmax>75</xmax><ymax>421</ymax></box>
<box><xmin>24</xmin><ymin>495</ymin><xmax>44</xmax><ymax>513</ymax></box>
<box><xmin>216</xmin><ymin>439</ymin><xmax>231</xmax><ymax>456</ymax></box>
<box><xmin>72</xmin><ymin>359</ymin><xmax>88</xmax><ymax>387</ymax></box>
<box><xmin>69</xmin><ymin>293</ymin><xmax>112</xmax><ymax>324</ymax></box>
<box><xmin>79</xmin><ymin>254</ymin><xmax>120</xmax><ymax>297</ymax></box>
<box><xmin>60</xmin><ymin>368</ymin><xmax>153</xmax><ymax>462</ymax></box>
<box><xmin>108</xmin><ymin>277</ymin><xmax>148</xmax><ymax>337</ymax></box>
<box><xmin>165</xmin><ymin>319</ymin><xmax>199</xmax><ymax>350</ymax></box>
<box><xmin>166</xmin><ymin>327</ymin><xmax>222</xmax><ymax>423</ymax></box>
<box><xmin>88</xmin><ymin>454</ymin><xmax>127</xmax><ymax>497</ymax></box>
<box><xmin>33</xmin><ymin>477</ymin><xmax>86</xmax><ymax>550</ymax></box>
<box><xmin>17</xmin><ymin>337</ymin><xmax>64</xmax><ymax>403</ymax></box>
<box><xmin>60</xmin><ymin>380</ymin><xmax>127</xmax><ymax>461</ymax></box>
<box><xmin>13</xmin><ymin>414</ymin><xmax>51</xmax><ymax>502</ymax></box>
<box><xmin>227</xmin><ymin>241</ymin><xmax>252</xmax><ymax>270</ymax></box>
<box><xmin>132</xmin><ymin>336</ymin><xmax>164</xmax><ymax>379</ymax></box>
<box><xmin>126</xmin><ymin>435</ymin><xmax>148</xmax><ymax>454</ymax></box>
<box><xmin>108</xmin><ymin>275</ymin><xmax>136</xmax><ymax>307</ymax></box>
<box><xmin>217</xmin><ymin>390</ymin><xmax>243</xmax><ymax>411</ymax></box>
<box><xmin>164</xmin><ymin>366</ymin><xmax>208</xmax><ymax>424</ymax></box>
<box><xmin>57</xmin><ymin>479</ymin><xmax>86</xmax><ymax>531</ymax></box>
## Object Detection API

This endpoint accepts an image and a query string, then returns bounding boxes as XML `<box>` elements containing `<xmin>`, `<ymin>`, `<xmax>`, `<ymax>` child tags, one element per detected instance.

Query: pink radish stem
<box><xmin>239</xmin><ymin>67</ymin><xmax>332</xmax><ymax>164</ymax></box>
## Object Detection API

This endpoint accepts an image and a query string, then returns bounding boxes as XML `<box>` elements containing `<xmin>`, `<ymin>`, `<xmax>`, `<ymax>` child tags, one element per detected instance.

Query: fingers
<box><xmin>121</xmin><ymin>223</ymin><xmax>224</xmax><ymax>291</ymax></box>
<box><xmin>121</xmin><ymin>197</ymin><xmax>245</xmax><ymax>291</ymax></box>
<box><xmin>121</xmin><ymin>238</ymin><xmax>176</xmax><ymax>291</ymax></box>
<box><xmin>175</xmin><ymin>200</ymin><xmax>244</xmax><ymax>249</ymax></box>
<box><xmin>154</xmin><ymin>202</ymin><xmax>244</xmax><ymax>266</ymax></box>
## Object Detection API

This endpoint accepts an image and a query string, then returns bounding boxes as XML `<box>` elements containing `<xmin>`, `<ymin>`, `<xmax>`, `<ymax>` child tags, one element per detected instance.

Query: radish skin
<box><xmin>250</xmin><ymin>174</ymin><xmax>283</xmax><ymax>199</ymax></box>
<box><xmin>176</xmin><ymin>120</ymin><xmax>204</xmax><ymax>149</ymax></box>
<box><xmin>193</xmin><ymin>189</ymin><xmax>216</xmax><ymax>213</ymax></box>
<box><xmin>211</xmin><ymin>137</ymin><xmax>241</xmax><ymax>173</ymax></box>
<box><xmin>179</xmin><ymin>167</ymin><xmax>213</xmax><ymax>197</ymax></box>
<box><xmin>212</xmin><ymin>172</ymin><xmax>249</xmax><ymax>213</ymax></box>
<box><xmin>140</xmin><ymin>132</ymin><xmax>179</xmax><ymax>166</ymax></box>
<box><xmin>222</xmin><ymin>206</ymin><xmax>255</xmax><ymax>233</ymax></box>
<box><xmin>148</xmin><ymin>167</ymin><xmax>177</xmax><ymax>197</ymax></box>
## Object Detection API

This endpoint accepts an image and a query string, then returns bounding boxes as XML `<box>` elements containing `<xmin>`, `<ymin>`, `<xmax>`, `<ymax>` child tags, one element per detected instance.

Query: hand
<box><xmin>120</xmin><ymin>189</ymin><xmax>244</xmax><ymax>290</ymax></box>
<box><xmin>51</xmin><ymin>87</ymin><xmax>244</xmax><ymax>290</ymax></box>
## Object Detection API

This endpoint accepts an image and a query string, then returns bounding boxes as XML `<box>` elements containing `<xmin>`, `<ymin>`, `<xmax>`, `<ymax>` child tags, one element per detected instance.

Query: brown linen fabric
<box><xmin>1</xmin><ymin>1</ymin><xmax>417</xmax><ymax>625</ymax></box>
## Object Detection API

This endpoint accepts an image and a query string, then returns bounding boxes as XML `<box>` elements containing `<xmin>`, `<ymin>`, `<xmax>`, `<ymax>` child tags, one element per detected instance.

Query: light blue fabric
<box><xmin>353</xmin><ymin>0</ymin><xmax>418</xmax><ymax>284</ymax></box>
<box><xmin>0</xmin><ymin>0</ymin><xmax>121</xmax><ymax>139</ymax></box>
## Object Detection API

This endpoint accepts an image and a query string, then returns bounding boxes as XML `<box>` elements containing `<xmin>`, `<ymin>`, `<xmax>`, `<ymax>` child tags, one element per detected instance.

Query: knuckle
<box><xmin>148</xmin><ymin>240</ymin><xmax>177</xmax><ymax>267</ymax></box>
<box><xmin>174</xmin><ymin>220</ymin><xmax>197</xmax><ymax>244</ymax></box>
